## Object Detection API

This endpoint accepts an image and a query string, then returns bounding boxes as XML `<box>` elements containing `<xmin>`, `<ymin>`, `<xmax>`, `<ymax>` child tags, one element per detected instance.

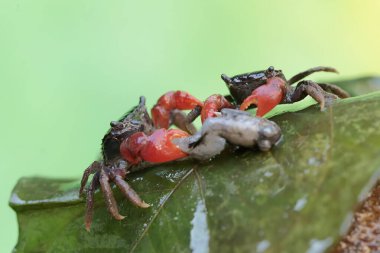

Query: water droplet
<box><xmin>256</xmin><ymin>240</ymin><xmax>270</xmax><ymax>253</ymax></box>
<box><xmin>190</xmin><ymin>200</ymin><xmax>209</xmax><ymax>253</ymax></box>
<box><xmin>294</xmin><ymin>196</ymin><xmax>308</xmax><ymax>212</ymax></box>
<box><xmin>158</xmin><ymin>193</ymin><xmax>170</xmax><ymax>206</ymax></box>
<box><xmin>264</xmin><ymin>171</ymin><xmax>273</xmax><ymax>177</ymax></box>
<box><xmin>306</xmin><ymin>238</ymin><xmax>333</xmax><ymax>253</ymax></box>
<box><xmin>308</xmin><ymin>157</ymin><xmax>321</xmax><ymax>166</ymax></box>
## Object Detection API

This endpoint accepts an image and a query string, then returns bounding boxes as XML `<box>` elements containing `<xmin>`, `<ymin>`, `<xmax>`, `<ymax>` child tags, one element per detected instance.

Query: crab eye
<box><xmin>110</xmin><ymin>121</ymin><xmax>123</xmax><ymax>129</ymax></box>
<box><xmin>110</xmin><ymin>121</ymin><xmax>118</xmax><ymax>127</ymax></box>
<box><xmin>267</xmin><ymin>66</ymin><xmax>274</xmax><ymax>72</ymax></box>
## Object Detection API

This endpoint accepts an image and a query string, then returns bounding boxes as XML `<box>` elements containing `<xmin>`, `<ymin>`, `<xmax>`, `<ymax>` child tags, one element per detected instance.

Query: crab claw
<box><xmin>239</xmin><ymin>77</ymin><xmax>285</xmax><ymax>117</ymax></box>
<box><xmin>120</xmin><ymin>128</ymin><xmax>190</xmax><ymax>164</ymax></box>
<box><xmin>201</xmin><ymin>94</ymin><xmax>234</xmax><ymax>123</ymax></box>
<box><xmin>151</xmin><ymin>91</ymin><xmax>203</xmax><ymax>129</ymax></box>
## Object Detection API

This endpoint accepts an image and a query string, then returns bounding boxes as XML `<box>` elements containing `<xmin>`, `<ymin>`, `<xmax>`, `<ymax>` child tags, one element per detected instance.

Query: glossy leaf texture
<box><xmin>10</xmin><ymin>77</ymin><xmax>380</xmax><ymax>253</ymax></box>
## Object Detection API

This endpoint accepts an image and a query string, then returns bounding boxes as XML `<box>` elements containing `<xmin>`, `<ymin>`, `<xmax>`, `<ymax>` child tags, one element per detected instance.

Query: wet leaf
<box><xmin>10</xmin><ymin>78</ymin><xmax>380</xmax><ymax>253</ymax></box>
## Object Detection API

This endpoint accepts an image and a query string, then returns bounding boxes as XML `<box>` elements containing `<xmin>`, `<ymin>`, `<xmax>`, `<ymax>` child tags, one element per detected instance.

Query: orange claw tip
<box><xmin>239</xmin><ymin>96</ymin><xmax>257</xmax><ymax>111</ymax></box>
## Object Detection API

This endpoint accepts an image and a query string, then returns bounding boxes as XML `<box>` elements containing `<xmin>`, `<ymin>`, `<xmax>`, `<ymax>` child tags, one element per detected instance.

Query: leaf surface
<box><xmin>10</xmin><ymin>77</ymin><xmax>380</xmax><ymax>253</ymax></box>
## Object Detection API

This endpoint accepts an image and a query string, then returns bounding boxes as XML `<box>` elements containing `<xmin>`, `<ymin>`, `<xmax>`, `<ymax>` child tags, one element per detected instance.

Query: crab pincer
<box><xmin>120</xmin><ymin>128</ymin><xmax>190</xmax><ymax>164</ymax></box>
<box><xmin>239</xmin><ymin>76</ymin><xmax>286</xmax><ymax>117</ymax></box>
<box><xmin>151</xmin><ymin>91</ymin><xmax>203</xmax><ymax>129</ymax></box>
<box><xmin>201</xmin><ymin>94</ymin><xmax>234</xmax><ymax>122</ymax></box>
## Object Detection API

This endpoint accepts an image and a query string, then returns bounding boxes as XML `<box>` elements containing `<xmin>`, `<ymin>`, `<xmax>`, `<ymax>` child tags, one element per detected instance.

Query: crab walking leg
<box><xmin>240</xmin><ymin>77</ymin><xmax>285</xmax><ymax>117</ymax></box>
<box><xmin>170</xmin><ymin>109</ymin><xmax>197</xmax><ymax>135</ymax></box>
<box><xmin>79</xmin><ymin>161</ymin><xmax>101</xmax><ymax>196</ymax></box>
<box><xmin>291</xmin><ymin>80</ymin><xmax>338</xmax><ymax>110</ymax></box>
<box><xmin>99</xmin><ymin>170</ymin><xmax>125</xmax><ymax>221</ymax></box>
<box><xmin>288</xmin><ymin>66</ymin><xmax>338</xmax><ymax>85</ymax></box>
<box><xmin>85</xmin><ymin>173</ymin><xmax>100</xmax><ymax>232</ymax></box>
<box><xmin>186</xmin><ymin>105</ymin><xmax>202</xmax><ymax>123</ymax></box>
<box><xmin>151</xmin><ymin>91</ymin><xmax>204</xmax><ymax>129</ymax></box>
<box><xmin>317</xmin><ymin>83</ymin><xmax>351</xmax><ymax>98</ymax></box>
<box><xmin>113</xmin><ymin>175</ymin><xmax>150</xmax><ymax>208</ymax></box>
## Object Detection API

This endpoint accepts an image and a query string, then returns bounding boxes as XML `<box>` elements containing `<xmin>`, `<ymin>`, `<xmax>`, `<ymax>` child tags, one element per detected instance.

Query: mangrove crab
<box><xmin>151</xmin><ymin>66</ymin><xmax>350</xmax><ymax>131</ymax></box>
<box><xmin>224</xmin><ymin>66</ymin><xmax>350</xmax><ymax>116</ymax></box>
<box><xmin>80</xmin><ymin>97</ymin><xmax>281</xmax><ymax>231</ymax></box>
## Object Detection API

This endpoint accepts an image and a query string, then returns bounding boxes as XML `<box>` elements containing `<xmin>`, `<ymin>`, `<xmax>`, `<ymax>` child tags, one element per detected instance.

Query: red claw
<box><xmin>151</xmin><ymin>91</ymin><xmax>204</xmax><ymax>129</ymax></box>
<box><xmin>201</xmin><ymin>94</ymin><xmax>234</xmax><ymax>123</ymax></box>
<box><xmin>120</xmin><ymin>128</ymin><xmax>190</xmax><ymax>164</ymax></box>
<box><xmin>240</xmin><ymin>77</ymin><xmax>286</xmax><ymax>117</ymax></box>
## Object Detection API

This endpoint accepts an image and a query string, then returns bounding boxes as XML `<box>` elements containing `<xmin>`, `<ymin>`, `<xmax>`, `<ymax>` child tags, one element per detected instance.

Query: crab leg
<box><xmin>239</xmin><ymin>77</ymin><xmax>285</xmax><ymax>117</ymax></box>
<box><xmin>113</xmin><ymin>175</ymin><xmax>150</xmax><ymax>208</ymax></box>
<box><xmin>317</xmin><ymin>83</ymin><xmax>350</xmax><ymax>98</ymax></box>
<box><xmin>99</xmin><ymin>170</ymin><xmax>125</xmax><ymax>221</ymax></box>
<box><xmin>170</xmin><ymin>109</ymin><xmax>197</xmax><ymax>134</ymax></box>
<box><xmin>288</xmin><ymin>66</ymin><xmax>338</xmax><ymax>85</ymax></box>
<box><xmin>291</xmin><ymin>80</ymin><xmax>338</xmax><ymax>110</ymax></box>
<box><xmin>85</xmin><ymin>172</ymin><xmax>100</xmax><ymax>232</ymax></box>
<box><xmin>186</xmin><ymin>104</ymin><xmax>202</xmax><ymax>121</ymax></box>
<box><xmin>151</xmin><ymin>91</ymin><xmax>203</xmax><ymax>129</ymax></box>
<box><xmin>79</xmin><ymin>161</ymin><xmax>101</xmax><ymax>196</ymax></box>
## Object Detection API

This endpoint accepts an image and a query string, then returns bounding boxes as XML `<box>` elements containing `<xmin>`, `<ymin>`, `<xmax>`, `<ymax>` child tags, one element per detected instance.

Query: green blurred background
<box><xmin>1</xmin><ymin>0</ymin><xmax>380</xmax><ymax>251</ymax></box>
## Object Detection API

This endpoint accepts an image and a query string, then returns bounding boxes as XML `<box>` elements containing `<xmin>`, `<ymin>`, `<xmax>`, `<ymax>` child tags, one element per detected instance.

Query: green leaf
<box><xmin>10</xmin><ymin>78</ymin><xmax>380</xmax><ymax>253</ymax></box>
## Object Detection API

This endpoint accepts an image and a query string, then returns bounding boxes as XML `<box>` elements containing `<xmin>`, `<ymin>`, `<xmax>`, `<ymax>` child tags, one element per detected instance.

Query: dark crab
<box><xmin>80</xmin><ymin>97</ymin><xmax>282</xmax><ymax>231</ymax></box>
<box><xmin>79</xmin><ymin>97</ymin><xmax>155</xmax><ymax>230</ymax></box>
<box><xmin>150</xmin><ymin>66</ymin><xmax>350</xmax><ymax>132</ymax></box>
<box><xmin>221</xmin><ymin>66</ymin><xmax>350</xmax><ymax>116</ymax></box>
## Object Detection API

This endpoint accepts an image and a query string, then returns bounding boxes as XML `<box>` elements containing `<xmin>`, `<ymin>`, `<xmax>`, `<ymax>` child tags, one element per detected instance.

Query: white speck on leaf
<box><xmin>294</xmin><ymin>196</ymin><xmax>308</xmax><ymax>212</ymax></box>
<box><xmin>306</xmin><ymin>238</ymin><xmax>333</xmax><ymax>253</ymax></box>
<box><xmin>190</xmin><ymin>200</ymin><xmax>209</xmax><ymax>253</ymax></box>
<box><xmin>256</xmin><ymin>240</ymin><xmax>270</xmax><ymax>253</ymax></box>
